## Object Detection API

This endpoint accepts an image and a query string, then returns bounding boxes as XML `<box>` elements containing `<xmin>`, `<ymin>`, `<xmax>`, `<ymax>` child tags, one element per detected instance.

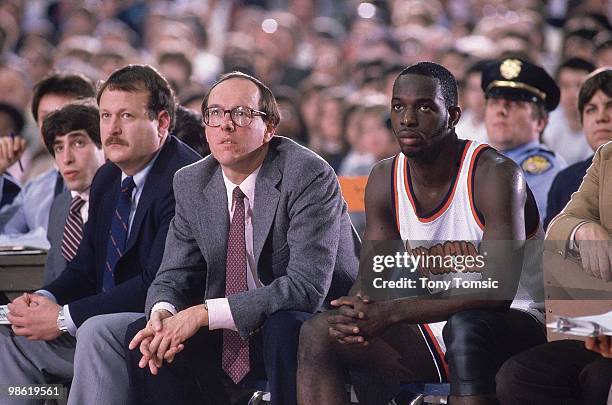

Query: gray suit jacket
<box><xmin>146</xmin><ymin>136</ymin><xmax>360</xmax><ymax>338</ymax></box>
<box><xmin>44</xmin><ymin>190</ymin><xmax>71</xmax><ymax>285</ymax></box>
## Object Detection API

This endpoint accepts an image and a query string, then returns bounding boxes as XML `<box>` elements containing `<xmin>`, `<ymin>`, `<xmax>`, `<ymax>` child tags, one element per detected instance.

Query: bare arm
<box><xmin>359</xmin><ymin>151</ymin><xmax>527</xmax><ymax>332</ymax></box>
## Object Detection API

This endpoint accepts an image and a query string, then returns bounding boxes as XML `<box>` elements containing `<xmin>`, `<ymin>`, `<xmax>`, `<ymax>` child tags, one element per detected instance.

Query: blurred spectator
<box><xmin>456</xmin><ymin>59</ymin><xmax>492</xmax><ymax>143</ymax></box>
<box><xmin>545</xmin><ymin>67</ymin><xmax>612</xmax><ymax>229</ymax></box>
<box><xmin>0</xmin><ymin>102</ymin><xmax>22</xmax><ymax>209</ymax></box>
<box><xmin>173</xmin><ymin>105</ymin><xmax>209</xmax><ymax>158</ymax></box>
<box><xmin>158</xmin><ymin>51</ymin><xmax>193</xmax><ymax>96</ymax></box>
<box><xmin>359</xmin><ymin>104</ymin><xmax>399</xmax><ymax>164</ymax></box>
<box><xmin>562</xmin><ymin>28</ymin><xmax>598</xmax><ymax>61</ymax></box>
<box><xmin>594</xmin><ymin>33</ymin><xmax>612</xmax><ymax>67</ymax></box>
<box><xmin>310</xmin><ymin>87</ymin><xmax>349</xmax><ymax>172</ymax></box>
<box><xmin>543</xmin><ymin>58</ymin><xmax>596</xmax><ymax>165</ymax></box>
<box><xmin>0</xmin><ymin>102</ymin><xmax>25</xmax><ymax>137</ymax></box>
<box><xmin>274</xmin><ymin>86</ymin><xmax>308</xmax><ymax>145</ymax></box>
<box><xmin>0</xmin><ymin>65</ymin><xmax>30</xmax><ymax>112</ymax></box>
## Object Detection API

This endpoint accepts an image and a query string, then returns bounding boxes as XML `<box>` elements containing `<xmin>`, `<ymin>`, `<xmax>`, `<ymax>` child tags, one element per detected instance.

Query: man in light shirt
<box><xmin>125</xmin><ymin>71</ymin><xmax>359</xmax><ymax>405</ymax></box>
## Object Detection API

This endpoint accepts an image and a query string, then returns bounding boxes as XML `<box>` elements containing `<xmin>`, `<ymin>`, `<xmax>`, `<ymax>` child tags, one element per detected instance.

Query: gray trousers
<box><xmin>0</xmin><ymin>312</ymin><xmax>141</xmax><ymax>405</ymax></box>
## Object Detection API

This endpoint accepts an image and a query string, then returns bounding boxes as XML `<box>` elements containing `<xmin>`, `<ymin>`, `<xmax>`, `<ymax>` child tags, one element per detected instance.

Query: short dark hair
<box><xmin>31</xmin><ymin>73</ymin><xmax>96</xmax><ymax>123</ymax></box>
<box><xmin>173</xmin><ymin>105</ymin><xmax>209</xmax><ymax>157</ymax></box>
<box><xmin>201</xmin><ymin>71</ymin><xmax>280</xmax><ymax>127</ymax></box>
<box><xmin>42</xmin><ymin>101</ymin><xmax>101</xmax><ymax>156</ymax></box>
<box><xmin>158</xmin><ymin>52</ymin><xmax>193</xmax><ymax>79</ymax></box>
<box><xmin>578</xmin><ymin>68</ymin><xmax>612</xmax><ymax>120</ymax></box>
<box><xmin>394</xmin><ymin>61</ymin><xmax>458</xmax><ymax>108</ymax></box>
<box><xmin>555</xmin><ymin>57</ymin><xmax>596</xmax><ymax>79</ymax></box>
<box><xmin>97</xmin><ymin>64</ymin><xmax>176</xmax><ymax>130</ymax></box>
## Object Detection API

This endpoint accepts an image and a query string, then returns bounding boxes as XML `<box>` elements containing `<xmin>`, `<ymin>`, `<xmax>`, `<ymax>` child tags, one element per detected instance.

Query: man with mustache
<box><xmin>0</xmin><ymin>65</ymin><xmax>200</xmax><ymax>405</ymax></box>
<box><xmin>297</xmin><ymin>62</ymin><xmax>545</xmax><ymax>405</ymax></box>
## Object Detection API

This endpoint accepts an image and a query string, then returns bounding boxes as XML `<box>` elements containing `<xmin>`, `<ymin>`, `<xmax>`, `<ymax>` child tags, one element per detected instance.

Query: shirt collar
<box><xmin>120</xmin><ymin>146</ymin><xmax>162</xmax><ymax>191</ymax></box>
<box><xmin>221</xmin><ymin>165</ymin><xmax>262</xmax><ymax>203</ymax></box>
<box><xmin>70</xmin><ymin>189</ymin><xmax>89</xmax><ymax>202</ymax></box>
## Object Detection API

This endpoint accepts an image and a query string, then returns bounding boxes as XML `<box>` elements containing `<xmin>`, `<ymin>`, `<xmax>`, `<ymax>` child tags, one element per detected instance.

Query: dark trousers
<box><xmin>442</xmin><ymin>308</ymin><xmax>547</xmax><ymax>396</ymax></box>
<box><xmin>496</xmin><ymin>339</ymin><xmax>612</xmax><ymax>405</ymax></box>
<box><xmin>124</xmin><ymin>310</ymin><xmax>312</xmax><ymax>405</ymax></box>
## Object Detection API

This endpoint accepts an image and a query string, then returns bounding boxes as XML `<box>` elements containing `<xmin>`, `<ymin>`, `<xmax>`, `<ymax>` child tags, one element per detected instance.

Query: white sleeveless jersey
<box><xmin>392</xmin><ymin>140</ymin><xmax>544</xmax><ymax>381</ymax></box>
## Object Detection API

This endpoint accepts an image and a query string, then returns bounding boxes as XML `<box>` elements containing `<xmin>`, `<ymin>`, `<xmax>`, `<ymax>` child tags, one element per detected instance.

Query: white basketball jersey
<box><xmin>392</xmin><ymin>140</ymin><xmax>544</xmax><ymax>381</ymax></box>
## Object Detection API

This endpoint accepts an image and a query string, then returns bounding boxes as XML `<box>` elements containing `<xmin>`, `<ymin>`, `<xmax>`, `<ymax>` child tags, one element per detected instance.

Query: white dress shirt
<box><xmin>151</xmin><ymin>165</ymin><xmax>263</xmax><ymax>331</ymax></box>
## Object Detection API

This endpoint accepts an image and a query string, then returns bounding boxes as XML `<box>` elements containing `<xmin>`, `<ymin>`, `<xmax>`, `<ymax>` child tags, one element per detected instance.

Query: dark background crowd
<box><xmin>0</xmin><ymin>0</ymin><xmax>610</xmax><ymax>182</ymax></box>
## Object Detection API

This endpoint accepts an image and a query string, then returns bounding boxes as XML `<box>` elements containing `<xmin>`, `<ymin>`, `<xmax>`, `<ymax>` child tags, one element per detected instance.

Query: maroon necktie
<box><xmin>61</xmin><ymin>195</ymin><xmax>86</xmax><ymax>261</ymax></box>
<box><xmin>222</xmin><ymin>186</ymin><xmax>250</xmax><ymax>384</ymax></box>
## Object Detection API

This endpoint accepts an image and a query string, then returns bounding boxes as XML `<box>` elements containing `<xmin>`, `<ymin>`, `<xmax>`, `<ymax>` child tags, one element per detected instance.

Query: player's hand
<box><xmin>328</xmin><ymin>295</ymin><xmax>371</xmax><ymax>345</ymax></box>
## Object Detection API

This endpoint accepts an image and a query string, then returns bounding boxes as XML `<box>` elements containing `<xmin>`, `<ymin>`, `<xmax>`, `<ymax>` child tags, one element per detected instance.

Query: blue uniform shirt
<box><xmin>501</xmin><ymin>140</ymin><xmax>566</xmax><ymax>221</ymax></box>
<box><xmin>0</xmin><ymin>168</ymin><xmax>63</xmax><ymax>236</ymax></box>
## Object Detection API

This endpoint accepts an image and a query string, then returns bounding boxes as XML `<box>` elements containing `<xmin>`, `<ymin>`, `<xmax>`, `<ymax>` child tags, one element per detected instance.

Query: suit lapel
<box><xmin>125</xmin><ymin>138</ymin><xmax>173</xmax><ymax>252</ymax></box>
<box><xmin>197</xmin><ymin>165</ymin><xmax>230</xmax><ymax>298</ymax></box>
<box><xmin>253</xmin><ymin>150</ymin><xmax>282</xmax><ymax>265</ymax></box>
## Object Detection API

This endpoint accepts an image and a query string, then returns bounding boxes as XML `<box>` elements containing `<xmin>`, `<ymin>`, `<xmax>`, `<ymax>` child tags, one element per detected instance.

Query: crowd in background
<box><xmin>0</xmin><ymin>0</ymin><xmax>611</xmax><ymax>185</ymax></box>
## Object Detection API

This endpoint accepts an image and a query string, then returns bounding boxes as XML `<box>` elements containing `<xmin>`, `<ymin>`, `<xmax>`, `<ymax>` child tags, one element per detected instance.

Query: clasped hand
<box><xmin>128</xmin><ymin>304</ymin><xmax>208</xmax><ymax>375</ymax></box>
<box><xmin>7</xmin><ymin>293</ymin><xmax>62</xmax><ymax>341</ymax></box>
<box><xmin>327</xmin><ymin>295</ymin><xmax>391</xmax><ymax>346</ymax></box>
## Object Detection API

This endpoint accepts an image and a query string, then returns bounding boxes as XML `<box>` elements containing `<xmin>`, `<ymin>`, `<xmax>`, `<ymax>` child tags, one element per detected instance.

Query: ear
<box><xmin>157</xmin><ymin>110</ymin><xmax>171</xmax><ymax>137</ymax></box>
<box><xmin>263</xmin><ymin>122</ymin><xmax>276</xmax><ymax>143</ymax></box>
<box><xmin>448</xmin><ymin>106</ymin><xmax>461</xmax><ymax>128</ymax></box>
<box><xmin>535</xmin><ymin>115</ymin><xmax>548</xmax><ymax>134</ymax></box>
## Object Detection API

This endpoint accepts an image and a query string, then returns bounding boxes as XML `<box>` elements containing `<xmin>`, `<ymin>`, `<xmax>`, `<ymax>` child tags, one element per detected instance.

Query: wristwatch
<box><xmin>57</xmin><ymin>307</ymin><xmax>69</xmax><ymax>334</ymax></box>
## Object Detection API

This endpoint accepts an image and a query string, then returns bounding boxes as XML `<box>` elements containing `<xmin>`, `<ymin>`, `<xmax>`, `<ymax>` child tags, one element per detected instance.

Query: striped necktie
<box><xmin>103</xmin><ymin>176</ymin><xmax>136</xmax><ymax>292</ymax></box>
<box><xmin>60</xmin><ymin>195</ymin><xmax>86</xmax><ymax>261</ymax></box>
<box><xmin>222</xmin><ymin>186</ymin><xmax>250</xmax><ymax>384</ymax></box>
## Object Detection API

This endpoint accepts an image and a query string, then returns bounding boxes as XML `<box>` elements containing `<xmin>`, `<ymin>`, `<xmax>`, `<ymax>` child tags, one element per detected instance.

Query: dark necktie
<box><xmin>222</xmin><ymin>186</ymin><xmax>250</xmax><ymax>384</ymax></box>
<box><xmin>103</xmin><ymin>177</ymin><xmax>136</xmax><ymax>292</ymax></box>
<box><xmin>60</xmin><ymin>195</ymin><xmax>86</xmax><ymax>261</ymax></box>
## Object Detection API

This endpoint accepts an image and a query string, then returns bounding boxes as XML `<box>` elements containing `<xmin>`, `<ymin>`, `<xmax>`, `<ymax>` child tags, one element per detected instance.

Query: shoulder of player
<box><xmin>368</xmin><ymin>156</ymin><xmax>395</xmax><ymax>187</ymax></box>
<box><xmin>474</xmin><ymin>148</ymin><xmax>524</xmax><ymax>191</ymax></box>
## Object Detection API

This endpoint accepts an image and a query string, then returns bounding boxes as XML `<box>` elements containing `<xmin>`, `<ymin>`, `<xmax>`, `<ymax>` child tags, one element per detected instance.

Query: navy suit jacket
<box><xmin>544</xmin><ymin>155</ymin><xmax>593</xmax><ymax>230</ymax></box>
<box><xmin>44</xmin><ymin>135</ymin><xmax>200</xmax><ymax>327</ymax></box>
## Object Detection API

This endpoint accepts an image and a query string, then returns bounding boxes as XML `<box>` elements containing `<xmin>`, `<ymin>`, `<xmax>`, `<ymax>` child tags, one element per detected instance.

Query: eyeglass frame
<box><xmin>202</xmin><ymin>105</ymin><xmax>268</xmax><ymax>127</ymax></box>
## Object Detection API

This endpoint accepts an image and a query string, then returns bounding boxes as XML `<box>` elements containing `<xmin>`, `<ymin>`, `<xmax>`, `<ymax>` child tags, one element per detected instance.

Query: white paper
<box><xmin>547</xmin><ymin>310</ymin><xmax>612</xmax><ymax>337</ymax></box>
<box><xmin>0</xmin><ymin>305</ymin><xmax>10</xmax><ymax>325</ymax></box>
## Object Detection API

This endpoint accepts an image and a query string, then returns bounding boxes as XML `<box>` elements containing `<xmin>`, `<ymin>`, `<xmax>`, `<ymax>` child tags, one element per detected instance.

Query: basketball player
<box><xmin>297</xmin><ymin>62</ymin><xmax>546</xmax><ymax>405</ymax></box>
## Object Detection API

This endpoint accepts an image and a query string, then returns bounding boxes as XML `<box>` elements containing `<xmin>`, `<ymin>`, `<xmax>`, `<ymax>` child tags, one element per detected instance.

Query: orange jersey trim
<box><xmin>403</xmin><ymin>141</ymin><xmax>472</xmax><ymax>223</ymax></box>
<box><xmin>422</xmin><ymin>323</ymin><xmax>449</xmax><ymax>379</ymax></box>
<box><xmin>393</xmin><ymin>155</ymin><xmax>401</xmax><ymax>233</ymax></box>
<box><xmin>467</xmin><ymin>144</ymin><xmax>489</xmax><ymax>231</ymax></box>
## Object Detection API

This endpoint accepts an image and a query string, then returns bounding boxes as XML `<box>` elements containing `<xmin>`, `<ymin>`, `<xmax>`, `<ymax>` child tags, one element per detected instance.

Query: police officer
<box><xmin>483</xmin><ymin>58</ymin><xmax>567</xmax><ymax>220</ymax></box>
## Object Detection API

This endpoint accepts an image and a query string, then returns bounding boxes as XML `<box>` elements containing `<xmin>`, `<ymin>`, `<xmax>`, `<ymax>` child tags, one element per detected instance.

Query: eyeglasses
<box><xmin>203</xmin><ymin>106</ymin><xmax>267</xmax><ymax>127</ymax></box>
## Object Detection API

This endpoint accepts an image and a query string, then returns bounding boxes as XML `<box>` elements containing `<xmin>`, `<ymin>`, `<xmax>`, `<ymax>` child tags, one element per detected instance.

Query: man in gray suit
<box><xmin>41</xmin><ymin>101</ymin><xmax>105</xmax><ymax>284</ymax></box>
<box><xmin>125</xmin><ymin>71</ymin><xmax>359</xmax><ymax>405</ymax></box>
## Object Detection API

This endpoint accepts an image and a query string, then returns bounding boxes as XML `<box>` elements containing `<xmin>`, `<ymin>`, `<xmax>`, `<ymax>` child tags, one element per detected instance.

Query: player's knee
<box><xmin>298</xmin><ymin>314</ymin><xmax>329</xmax><ymax>355</ymax></box>
<box><xmin>495</xmin><ymin>356</ymin><xmax>521</xmax><ymax>399</ymax></box>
